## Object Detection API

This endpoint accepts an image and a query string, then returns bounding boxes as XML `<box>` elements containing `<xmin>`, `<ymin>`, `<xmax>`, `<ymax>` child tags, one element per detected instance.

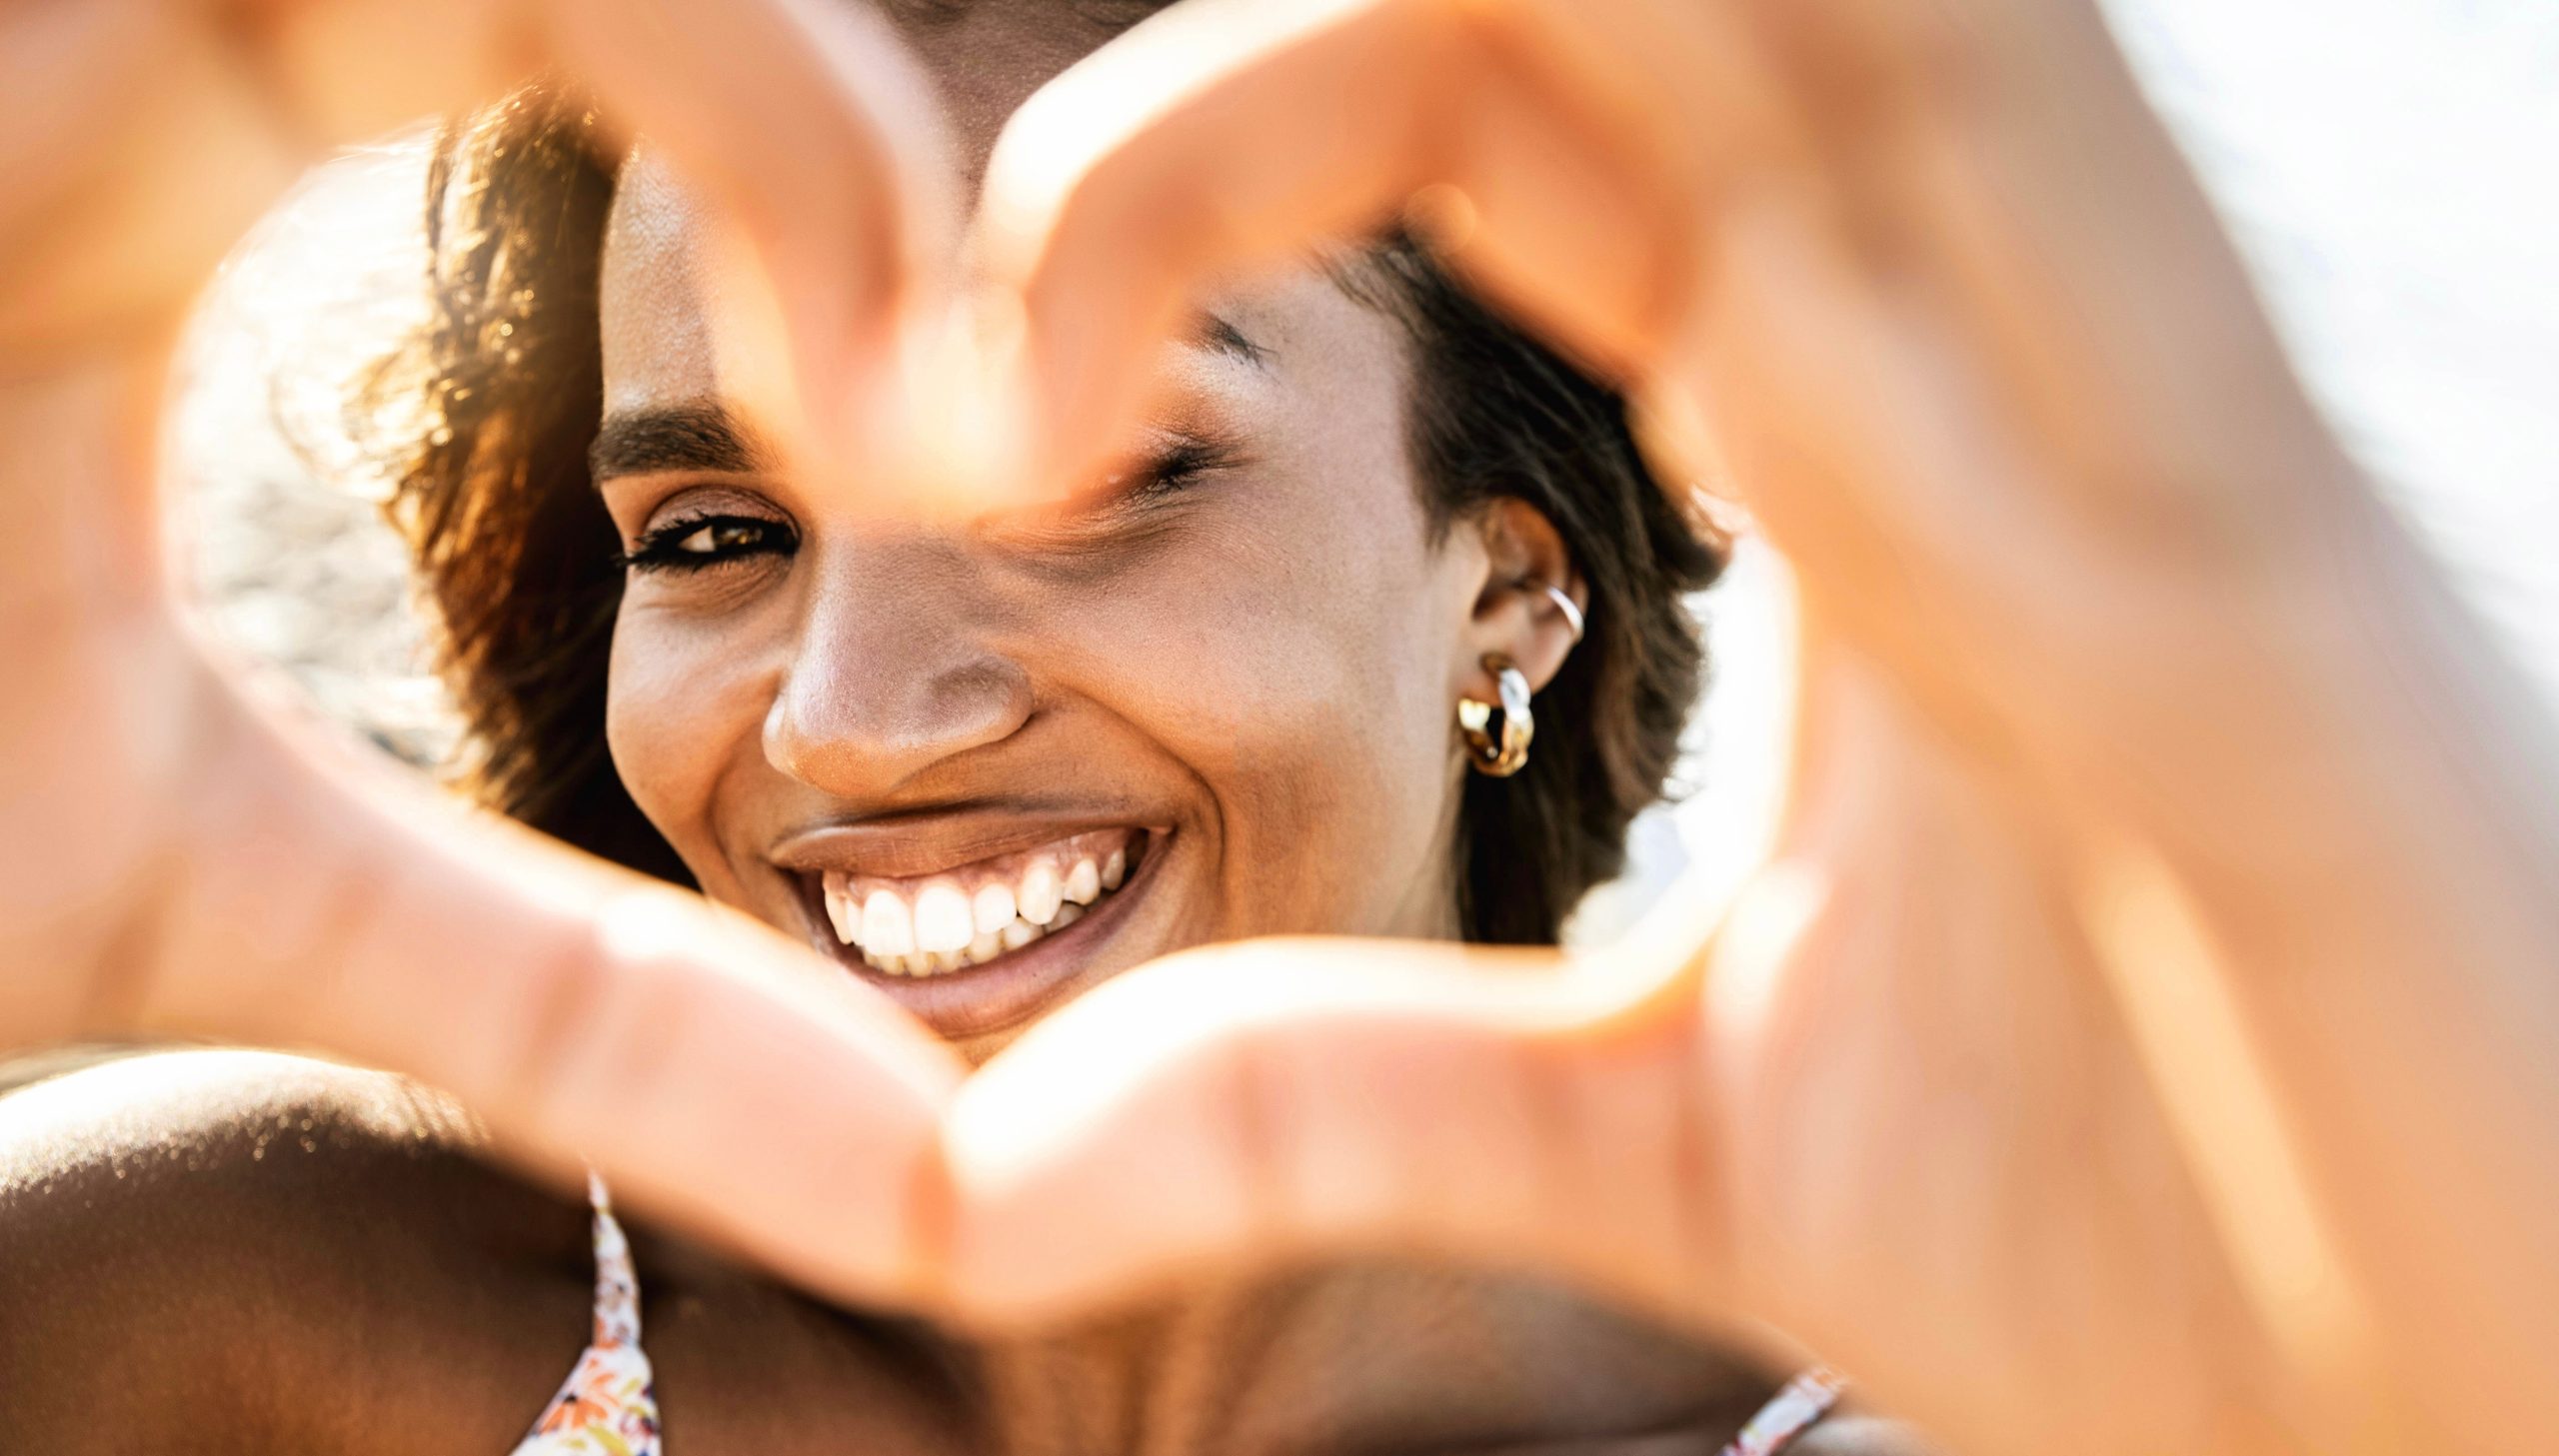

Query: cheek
<box><xmin>603</xmin><ymin>599</ymin><xmax>775</xmax><ymax>879</ymax></box>
<box><xmin>1068</xmin><ymin>489</ymin><xmax>1470</xmax><ymax>938</ymax></box>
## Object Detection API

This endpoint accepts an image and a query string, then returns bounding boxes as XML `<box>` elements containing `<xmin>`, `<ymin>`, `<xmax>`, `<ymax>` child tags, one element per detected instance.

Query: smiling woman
<box><xmin>382</xmin><ymin>84</ymin><xmax>1724</xmax><ymax>1057</ymax></box>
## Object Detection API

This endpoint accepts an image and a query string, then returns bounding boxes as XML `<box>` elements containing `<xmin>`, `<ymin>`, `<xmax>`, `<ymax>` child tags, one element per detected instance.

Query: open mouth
<box><xmin>776</xmin><ymin>819</ymin><xmax>1171</xmax><ymax>1045</ymax></box>
<box><xmin>807</xmin><ymin>826</ymin><xmax>1148</xmax><ymax>977</ymax></box>
<box><xmin>776</xmin><ymin>814</ymin><xmax>1171</xmax><ymax>1040</ymax></box>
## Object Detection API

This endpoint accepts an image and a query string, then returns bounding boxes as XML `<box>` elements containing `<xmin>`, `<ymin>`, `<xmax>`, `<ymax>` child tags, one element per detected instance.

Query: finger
<box><xmin>257</xmin><ymin>0</ymin><xmax>961</xmax><ymax>370</ymax></box>
<box><xmin>541</xmin><ymin>0</ymin><xmax>963</xmax><ymax>484</ymax></box>
<box><xmin>937</xmin><ymin>935</ymin><xmax>1734</xmax><ymax>1335</ymax></box>
<box><xmin>0</xmin><ymin>0</ymin><xmax>307</xmax><ymax>355</ymax></box>
<box><xmin>0</xmin><ymin>0</ymin><xmax>555</xmax><ymax>355</ymax></box>
<box><xmin>974</xmin><ymin>0</ymin><xmax>1795</xmax><ymax>497</ymax></box>
<box><xmin>255</xmin><ymin>0</ymin><xmax>956</xmax><ymax>480</ymax></box>
<box><xmin>119</xmin><ymin>684</ymin><xmax>967</xmax><ymax>1309</ymax></box>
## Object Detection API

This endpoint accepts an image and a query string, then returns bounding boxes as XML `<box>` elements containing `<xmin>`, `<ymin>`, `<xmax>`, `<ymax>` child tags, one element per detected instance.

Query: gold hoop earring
<box><xmin>1457</xmin><ymin>655</ymin><xmax>1534</xmax><ymax>777</ymax></box>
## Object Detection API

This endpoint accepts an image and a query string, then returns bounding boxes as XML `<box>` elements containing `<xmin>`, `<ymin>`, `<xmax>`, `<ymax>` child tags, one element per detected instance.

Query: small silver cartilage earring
<box><xmin>1541</xmin><ymin>584</ymin><xmax>1585</xmax><ymax>644</ymax></box>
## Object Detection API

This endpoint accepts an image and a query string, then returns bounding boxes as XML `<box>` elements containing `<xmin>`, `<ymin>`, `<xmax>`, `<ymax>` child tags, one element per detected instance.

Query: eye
<box><xmin>1102</xmin><ymin>432</ymin><xmax>1239</xmax><ymax>505</ymax></box>
<box><xmin>621</xmin><ymin>514</ymin><xmax>798</xmax><ymax>573</ymax></box>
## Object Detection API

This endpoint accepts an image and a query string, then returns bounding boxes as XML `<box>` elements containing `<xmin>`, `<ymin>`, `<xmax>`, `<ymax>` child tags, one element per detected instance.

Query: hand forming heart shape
<box><xmin>6</xmin><ymin>3</ymin><xmax>2558</xmax><ymax>1454</ymax></box>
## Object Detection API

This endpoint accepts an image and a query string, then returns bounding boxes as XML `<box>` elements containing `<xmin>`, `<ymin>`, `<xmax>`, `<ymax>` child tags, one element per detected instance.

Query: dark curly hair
<box><xmin>372</xmin><ymin>84</ymin><xmax>1725</xmax><ymax>945</ymax></box>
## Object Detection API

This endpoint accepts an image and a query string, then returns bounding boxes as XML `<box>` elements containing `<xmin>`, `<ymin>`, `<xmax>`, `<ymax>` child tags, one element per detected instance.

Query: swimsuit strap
<box><xmin>1719</xmin><ymin>1366</ymin><xmax>1849</xmax><ymax>1456</ymax></box>
<box><xmin>507</xmin><ymin>1174</ymin><xmax>665</xmax><ymax>1455</ymax></box>
<box><xmin>583</xmin><ymin>1172</ymin><xmax>645</xmax><ymax>1350</ymax></box>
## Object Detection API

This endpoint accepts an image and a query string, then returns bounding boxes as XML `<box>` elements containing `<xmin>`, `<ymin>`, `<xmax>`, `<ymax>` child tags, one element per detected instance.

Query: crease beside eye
<box><xmin>1100</xmin><ymin>429</ymin><xmax>1244</xmax><ymax>507</ymax></box>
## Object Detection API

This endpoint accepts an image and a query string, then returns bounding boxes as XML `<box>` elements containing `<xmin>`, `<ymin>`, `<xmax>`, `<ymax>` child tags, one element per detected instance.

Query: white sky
<box><xmin>2109</xmin><ymin>0</ymin><xmax>2559</xmax><ymax>673</ymax></box>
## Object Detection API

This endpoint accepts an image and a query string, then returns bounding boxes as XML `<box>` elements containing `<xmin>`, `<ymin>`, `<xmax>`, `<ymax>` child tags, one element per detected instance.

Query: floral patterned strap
<box><xmin>1720</xmin><ymin>1366</ymin><xmax>1848</xmax><ymax>1456</ymax></box>
<box><xmin>508</xmin><ymin>1174</ymin><xmax>664</xmax><ymax>1456</ymax></box>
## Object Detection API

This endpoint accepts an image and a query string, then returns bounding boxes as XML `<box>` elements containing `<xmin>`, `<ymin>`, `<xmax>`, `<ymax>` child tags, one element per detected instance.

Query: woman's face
<box><xmin>591</xmin><ymin>2</ymin><xmax>1539</xmax><ymax>1056</ymax></box>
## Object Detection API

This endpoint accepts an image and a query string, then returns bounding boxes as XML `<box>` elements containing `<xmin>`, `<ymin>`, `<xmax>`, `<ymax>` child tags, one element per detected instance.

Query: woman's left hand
<box><xmin>914</xmin><ymin>3</ymin><xmax>2559</xmax><ymax>1452</ymax></box>
<box><xmin>0</xmin><ymin>0</ymin><xmax>978</xmax><ymax>1305</ymax></box>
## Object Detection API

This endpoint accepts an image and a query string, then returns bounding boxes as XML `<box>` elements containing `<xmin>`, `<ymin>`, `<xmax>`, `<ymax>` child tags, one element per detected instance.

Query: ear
<box><xmin>1453</xmin><ymin>499</ymin><xmax>1586</xmax><ymax>704</ymax></box>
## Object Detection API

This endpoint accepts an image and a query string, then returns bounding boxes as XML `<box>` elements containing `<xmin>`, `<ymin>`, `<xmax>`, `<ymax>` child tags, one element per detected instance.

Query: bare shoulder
<box><xmin>0</xmin><ymin>1048</ymin><xmax>593</xmax><ymax>1456</ymax></box>
<box><xmin>0</xmin><ymin>1045</ymin><xmax>483</xmax><ymax>1192</ymax></box>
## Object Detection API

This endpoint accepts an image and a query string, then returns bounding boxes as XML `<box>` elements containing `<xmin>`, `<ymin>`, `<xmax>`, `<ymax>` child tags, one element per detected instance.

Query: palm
<box><xmin>1695</xmin><ymin>634</ymin><xmax>2277</xmax><ymax>1450</ymax></box>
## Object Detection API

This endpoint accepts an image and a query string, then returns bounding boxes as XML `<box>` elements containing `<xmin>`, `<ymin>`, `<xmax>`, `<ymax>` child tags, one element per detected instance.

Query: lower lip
<box><xmin>806</xmin><ymin>833</ymin><xmax>1163</xmax><ymax>1041</ymax></box>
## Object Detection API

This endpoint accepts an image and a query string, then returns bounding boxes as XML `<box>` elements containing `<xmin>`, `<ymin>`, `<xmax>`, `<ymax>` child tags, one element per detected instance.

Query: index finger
<box><xmin>538</xmin><ymin>0</ymin><xmax>963</xmax><ymax>485</ymax></box>
<box><xmin>935</xmin><ymin>934</ymin><xmax>1726</xmax><ymax>1330</ymax></box>
<box><xmin>974</xmin><ymin>0</ymin><xmax>1790</xmax><ymax>499</ymax></box>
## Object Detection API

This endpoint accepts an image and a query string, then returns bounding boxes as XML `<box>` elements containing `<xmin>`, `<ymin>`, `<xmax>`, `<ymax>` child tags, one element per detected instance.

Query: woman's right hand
<box><xmin>939</xmin><ymin>3</ymin><xmax>2559</xmax><ymax>1452</ymax></box>
<box><xmin>0</xmin><ymin>0</ymin><xmax>977</xmax><ymax>1303</ymax></box>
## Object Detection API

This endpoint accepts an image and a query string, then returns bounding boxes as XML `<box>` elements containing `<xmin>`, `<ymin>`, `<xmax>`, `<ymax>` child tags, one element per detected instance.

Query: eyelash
<box><xmin>615</xmin><ymin>434</ymin><xmax>1234</xmax><ymax>574</ymax></box>
<box><xmin>618</xmin><ymin>515</ymin><xmax>799</xmax><ymax>574</ymax></box>
<box><xmin>1111</xmin><ymin>434</ymin><xmax>1238</xmax><ymax>503</ymax></box>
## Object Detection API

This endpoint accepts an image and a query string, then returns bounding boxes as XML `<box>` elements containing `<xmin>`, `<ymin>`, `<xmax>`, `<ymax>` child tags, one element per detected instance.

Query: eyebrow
<box><xmin>1189</xmin><ymin>311</ymin><xmax>1274</xmax><ymax>371</ymax></box>
<box><xmin>589</xmin><ymin>314</ymin><xmax>1271</xmax><ymax>484</ymax></box>
<box><xmin>590</xmin><ymin>403</ymin><xmax>768</xmax><ymax>483</ymax></box>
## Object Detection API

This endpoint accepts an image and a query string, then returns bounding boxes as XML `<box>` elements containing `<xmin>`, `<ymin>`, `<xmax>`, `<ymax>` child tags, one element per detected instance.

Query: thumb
<box><xmin>936</xmin><ymin>931</ymin><xmax>1734</xmax><ymax>1333</ymax></box>
<box><xmin>115</xmin><ymin>681</ymin><xmax>968</xmax><ymax>1309</ymax></box>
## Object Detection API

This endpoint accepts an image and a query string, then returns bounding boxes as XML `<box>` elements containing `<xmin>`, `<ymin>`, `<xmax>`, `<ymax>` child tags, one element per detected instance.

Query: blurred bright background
<box><xmin>170</xmin><ymin>0</ymin><xmax>2559</xmax><ymax>940</ymax></box>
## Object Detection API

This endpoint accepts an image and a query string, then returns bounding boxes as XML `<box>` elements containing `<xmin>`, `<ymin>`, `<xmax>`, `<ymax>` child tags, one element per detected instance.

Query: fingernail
<box><xmin>1403</xmin><ymin>182</ymin><xmax>1481</xmax><ymax>257</ymax></box>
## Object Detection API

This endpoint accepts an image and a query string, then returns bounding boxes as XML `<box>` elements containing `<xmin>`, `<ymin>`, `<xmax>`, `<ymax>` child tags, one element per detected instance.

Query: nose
<box><xmin>763</xmin><ymin>539</ymin><xmax>1033</xmax><ymax>798</ymax></box>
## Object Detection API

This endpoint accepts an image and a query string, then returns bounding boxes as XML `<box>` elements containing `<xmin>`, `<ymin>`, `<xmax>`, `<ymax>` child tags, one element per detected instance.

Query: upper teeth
<box><xmin>818</xmin><ymin>830</ymin><xmax>1138</xmax><ymax>978</ymax></box>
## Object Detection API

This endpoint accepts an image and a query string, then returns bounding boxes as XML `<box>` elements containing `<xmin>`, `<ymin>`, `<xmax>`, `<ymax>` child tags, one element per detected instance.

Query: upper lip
<box><xmin>769</xmin><ymin>802</ymin><xmax>1161</xmax><ymax>881</ymax></box>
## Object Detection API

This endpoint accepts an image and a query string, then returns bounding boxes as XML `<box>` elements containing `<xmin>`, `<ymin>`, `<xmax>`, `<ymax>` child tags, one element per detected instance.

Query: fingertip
<box><xmin>1403</xmin><ymin>180</ymin><xmax>1484</xmax><ymax>256</ymax></box>
<box><xmin>807</xmin><ymin>295</ymin><xmax>1045</xmax><ymax>520</ymax></box>
<box><xmin>988</xmin><ymin>250</ymin><xmax>1167</xmax><ymax>509</ymax></box>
